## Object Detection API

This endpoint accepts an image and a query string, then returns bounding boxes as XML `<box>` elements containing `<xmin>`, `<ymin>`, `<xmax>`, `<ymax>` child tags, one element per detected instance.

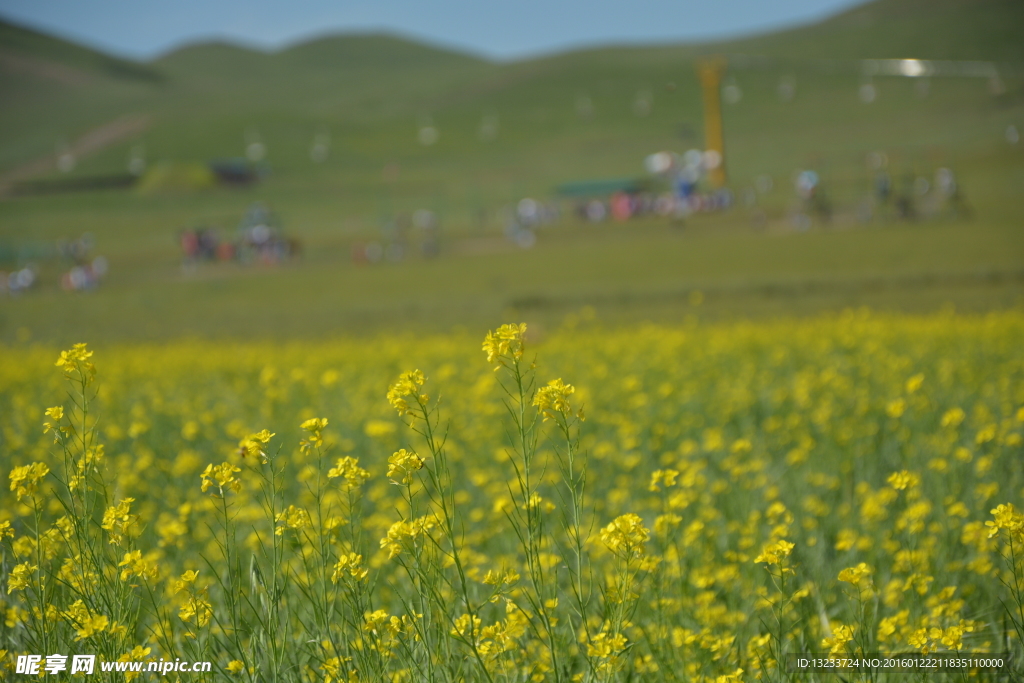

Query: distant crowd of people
<box><xmin>0</xmin><ymin>233</ymin><xmax>108</xmax><ymax>296</ymax></box>
<box><xmin>351</xmin><ymin>209</ymin><xmax>442</xmax><ymax>264</ymax></box>
<box><xmin>180</xmin><ymin>203</ymin><xmax>300</xmax><ymax>268</ymax></box>
<box><xmin>735</xmin><ymin>156</ymin><xmax>974</xmax><ymax>231</ymax></box>
<box><xmin>573</xmin><ymin>189</ymin><xmax>734</xmax><ymax>224</ymax></box>
<box><xmin>868</xmin><ymin>166</ymin><xmax>971</xmax><ymax>223</ymax></box>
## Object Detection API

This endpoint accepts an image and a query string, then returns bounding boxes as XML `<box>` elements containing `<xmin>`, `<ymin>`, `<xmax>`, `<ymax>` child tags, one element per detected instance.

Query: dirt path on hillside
<box><xmin>0</xmin><ymin>50</ymin><xmax>94</xmax><ymax>87</ymax></box>
<box><xmin>0</xmin><ymin>113</ymin><xmax>150</xmax><ymax>198</ymax></box>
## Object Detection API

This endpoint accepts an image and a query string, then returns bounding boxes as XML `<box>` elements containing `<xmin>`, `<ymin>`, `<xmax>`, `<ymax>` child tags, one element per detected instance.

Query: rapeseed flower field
<box><xmin>2</xmin><ymin>310</ymin><xmax>1023</xmax><ymax>681</ymax></box>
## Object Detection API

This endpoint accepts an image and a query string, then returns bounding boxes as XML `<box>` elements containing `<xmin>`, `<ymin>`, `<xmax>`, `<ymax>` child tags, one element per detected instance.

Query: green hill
<box><xmin>0</xmin><ymin>18</ymin><xmax>165</xmax><ymax>173</ymax></box>
<box><xmin>2</xmin><ymin>0</ymin><xmax>1021</xmax><ymax>176</ymax></box>
<box><xmin>719</xmin><ymin>0</ymin><xmax>1024</xmax><ymax>62</ymax></box>
<box><xmin>153</xmin><ymin>41</ymin><xmax>274</xmax><ymax>82</ymax></box>
<box><xmin>0</xmin><ymin>18</ymin><xmax>162</xmax><ymax>82</ymax></box>
<box><xmin>278</xmin><ymin>33</ymin><xmax>489</xmax><ymax>70</ymax></box>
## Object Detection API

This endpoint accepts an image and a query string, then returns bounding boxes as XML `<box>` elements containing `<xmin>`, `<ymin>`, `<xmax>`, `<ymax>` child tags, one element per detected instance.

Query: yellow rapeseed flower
<box><xmin>386</xmin><ymin>370</ymin><xmax>426</xmax><ymax>416</ymax></box>
<box><xmin>941</xmin><ymin>407</ymin><xmax>965</xmax><ymax>428</ymax></box>
<box><xmin>43</xmin><ymin>406</ymin><xmax>64</xmax><ymax>435</ymax></box>
<box><xmin>64</xmin><ymin>600</ymin><xmax>109</xmax><ymax>640</ymax></box>
<box><xmin>172</xmin><ymin>570</ymin><xmax>199</xmax><ymax>594</ymax></box>
<box><xmin>483</xmin><ymin>568</ymin><xmax>520</xmax><ymax>586</ymax></box>
<box><xmin>837</xmin><ymin>562</ymin><xmax>874</xmax><ymax>597</ymax></box>
<box><xmin>300</xmin><ymin>418</ymin><xmax>327</xmax><ymax>453</ymax></box>
<box><xmin>274</xmin><ymin>505</ymin><xmax>311</xmax><ymax>535</ymax></box>
<box><xmin>300</xmin><ymin>417</ymin><xmax>328</xmax><ymax>433</ymax></box>
<box><xmin>327</xmin><ymin>456</ymin><xmax>370</xmax><ymax>489</ymax></box>
<box><xmin>379</xmin><ymin>516</ymin><xmax>435</xmax><ymax>559</ymax></box>
<box><xmin>331</xmin><ymin>553</ymin><xmax>368</xmax><ymax>582</ymax></box>
<box><xmin>600</xmin><ymin>513</ymin><xmax>650</xmax><ymax>558</ymax></box>
<box><xmin>905</xmin><ymin>373</ymin><xmax>924</xmax><ymax>393</ymax></box>
<box><xmin>482</xmin><ymin>323</ymin><xmax>527</xmax><ymax>368</ymax></box>
<box><xmin>55</xmin><ymin>343</ymin><xmax>95</xmax><ymax>381</ymax></box>
<box><xmin>179</xmin><ymin>594</ymin><xmax>213</xmax><ymax>628</ymax></box>
<box><xmin>886</xmin><ymin>398</ymin><xmax>906</xmax><ymax>418</ymax></box>
<box><xmin>887</xmin><ymin>470</ymin><xmax>919</xmax><ymax>491</ymax></box>
<box><xmin>877</xmin><ymin>610</ymin><xmax>909</xmax><ymax>641</ymax></box>
<box><xmin>200</xmin><ymin>462</ymin><xmax>242</xmax><ymax>495</ymax></box>
<box><xmin>6</xmin><ymin>563</ymin><xmax>35</xmax><ymax>593</ymax></box>
<box><xmin>649</xmin><ymin>469</ymin><xmax>679</xmax><ymax>491</ymax></box>
<box><xmin>587</xmin><ymin>631</ymin><xmax>628</xmax><ymax>672</ymax></box>
<box><xmin>9</xmin><ymin>462</ymin><xmax>49</xmax><ymax>501</ymax></box>
<box><xmin>387</xmin><ymin>449</ymin><xmax>425</xmax><ymax>485</ymax></box>
<box><xmin>754</xmin><ymin>539</ymin><xmax>795</xmax><ymax>566</ymax></box>
<box><xmin>987</xmin><ymin>502</ymin><xmax>1024</xmax><ymax>540</ymax></box>
<box><xmin>237</xmin><ymin>429</ymin><xmax>275</xmax><ymax>461</ymax></box>
<box><xmin>821</xmin><ymin>623</ymin><xmax>854</xmax><ymax>655</ymax></box>
<box><xmin>102</xmin><ymin>498</ymin><xmax>138</xmax><ymax>546</ymax></box>
<box><xmin>533</xmin><ymin>378</ymin><xmax>576</xmax><ymax>421</ymax></box>
<box><xmin>118</xmin><ymin>550</ymin><xmax>158</xmax><ymax>582</ymax></box>
<box><xmin>837</xmin><ymin>562</ymin><xmax>872</xmax><ymax>586</ymax></box>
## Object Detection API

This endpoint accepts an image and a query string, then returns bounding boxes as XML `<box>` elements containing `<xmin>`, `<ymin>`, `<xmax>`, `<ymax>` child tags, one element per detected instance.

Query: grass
<box><xmin>2</xmin><ymin>203</ymin><xmax>1021</xmax><ymax>344</ymax></box>
<box><xmin>0</xmin><ymin>0</ymin><xmax>1022</xmax><ymax>345</ymax></box>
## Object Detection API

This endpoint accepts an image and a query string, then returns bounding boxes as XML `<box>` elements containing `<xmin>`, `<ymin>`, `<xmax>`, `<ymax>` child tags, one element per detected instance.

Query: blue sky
<box><xmin>0</xmin><ymin>0</ymin><xmax>864</xmax><ymax>61</ymax></box>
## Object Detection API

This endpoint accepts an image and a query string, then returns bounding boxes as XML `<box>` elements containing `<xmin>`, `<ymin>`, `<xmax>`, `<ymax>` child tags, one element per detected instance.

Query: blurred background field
<box><xmin>1</xmin><ymin>0</ymin><xmax>1023</xmax><ymax>344</ymax></box>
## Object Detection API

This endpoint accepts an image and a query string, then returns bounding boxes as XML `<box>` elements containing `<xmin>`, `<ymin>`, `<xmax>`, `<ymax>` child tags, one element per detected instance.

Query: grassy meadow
<box><xmin>1</xmin><ymin>0</ymin><xmax>1024</xmax><ymax>343</ymax></box>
